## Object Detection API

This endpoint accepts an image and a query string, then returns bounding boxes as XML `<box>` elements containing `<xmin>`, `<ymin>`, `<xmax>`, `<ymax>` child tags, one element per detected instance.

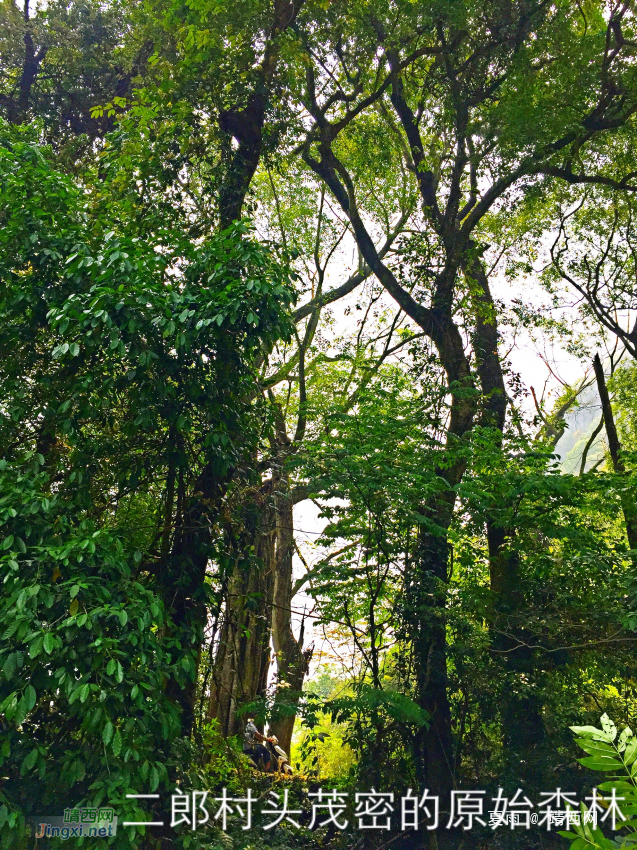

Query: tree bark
<box><xmin>408</xmin><ymin>490</ymin><xmax>457</xmax><ymax>801</ymax></box>
<box><xmin>162</xmin><ymin>461</ymin><xmax>229</xmax><ymax>738</ymax></box>
<box><xmin>593</xmin><ymin>353</ymin><xmax>637</xmax><ymax>552</ymax></box>
<box><xmin>465</xmin><ymin>254</ymin><xmax>549</xmax><ymax>779</ymax></box>
<box><xmin>218</xmin><ymin>0</ymin><xmax>306</xmax><ymax>229</ymax></box>
<box><xmin>269</xmin><ymin>472</ymin><xmax>313</xmax><ymax>757</ymax></box>
<box><xmin>4</xmin><ymin>0</ymin><xmax>48</xmax><ymax>126</ymax></box>
<box><xmin>207</xmin><ymin>484</ymin><xmax>277</xmax><ymax>737</ymax></box>
<box><xmin>301</xmin><ymin>139</ymin><xmax>476</xmax><ymax>806</ymax></box>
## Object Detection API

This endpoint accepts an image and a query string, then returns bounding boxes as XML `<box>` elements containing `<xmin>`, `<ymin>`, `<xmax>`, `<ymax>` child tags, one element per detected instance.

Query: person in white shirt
<box><xmin>243</xmin><ymin>718</ymin><xmax>273</xmax><ymax>771</ymax></box>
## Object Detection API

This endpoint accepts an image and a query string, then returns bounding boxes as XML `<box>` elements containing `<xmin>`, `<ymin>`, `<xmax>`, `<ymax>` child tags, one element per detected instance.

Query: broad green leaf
<box><xmin>2</xmin><ymin>653</ymin><xmax>16</xmax><ymax>680</ymax></box>
<box><xmin>21</xmin><ymin>748</ymin><xmax>38</xmax><ymax>773</ymax></box>
<box><xmin>150</xmin><ymin>765</ymin><xmax>160</xmax><ymax>792</ymax></box>
<box><xmin>625</xmin><ymin>740</ymin><xmax>637</xmax><ymax>766</ymax></box>
<box><xmin>579</xmin><ymin>756</ymin><xmax>624</xmax><ymax>771</ymax></box>
<box><xmin>24</xmin><ymin>685</ymin><xmax>36</xmax><ymax>712</ymax></box>
<box><xmin>577</xmin><ymin>739</ymin><xmax>616</xmax><ymax>757</ymax></box>
<box><xmin>601</xmin><ymin>714</ymin><xmax>618</xmax><ymax>742</ymax></box>
<box><xmin>112</xmin><ymin>729</ymin><xmax>122</xmax><ymax>757</ymax></box>
<box><xmin>29</xmin><ymin>637</ymin><xmax>43</xmax><ymax>659</ymax></box>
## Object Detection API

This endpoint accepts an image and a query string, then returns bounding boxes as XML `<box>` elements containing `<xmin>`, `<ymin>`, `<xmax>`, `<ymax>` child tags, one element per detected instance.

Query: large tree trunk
<box><xmin>269</xmin><ymin>474</ymin><xmax>313</xmax><ymax>757</ymax></box>
<box><xmin>402</xmin><ymin>308</ymin><xmax>477</xmax><ymax>805</ymax></box>
<box><xmin>207</xmin><ymin>486</ymin><xmax>277</xmax><ymax>737</ymax></box>
<box><xmin>161</xmin><ymin>460</ymin><xmax>229</xmax><ymax>738</ymax></box>
<box><xmin>466</xmin><ymin>254</ymin><xmax>548</xmax><ymax>781</ymax></box>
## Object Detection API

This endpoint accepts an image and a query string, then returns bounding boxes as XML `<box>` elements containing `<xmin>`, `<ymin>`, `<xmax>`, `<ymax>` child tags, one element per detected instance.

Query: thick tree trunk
<box><xmin>300</xmin><ymin>88</ymin><xmax>481</xmax><ymax>809</ymax></box>
<box><xmin>207</xmin><ymin>486</ymin><xmax>277</xmax><ymax>737</ymax></box>
<box><xmin>162</xmin><ymin>462</ymin><xmax>229</xmax><ymax>738</ymax></box>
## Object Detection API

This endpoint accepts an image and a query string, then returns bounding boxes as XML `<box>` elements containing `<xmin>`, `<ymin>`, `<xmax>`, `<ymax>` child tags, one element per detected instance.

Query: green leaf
<box><xmin>43</xmin><ymin>632</ymin><xmax>54</xmax><ymax>654</ymax></box>
<box><xmin>2</xmin><ymin>653</ymin><xmax>16</xmax><ymax>680</ymax></box>
<box><xmin>14</xmin><ymin>694</ymin><xmax>29</xmax><ymax>727</ymax></box>
<box><xmin>625</xmin><ymin>739</ymin><xmax>637</xmax><ymax>765</ymax></box>
<box><xmin>112</xmin><ymin>728</ymin><xmax>122</xmax><ymax>757</ymax></box>
<box><xmin>29</xmin><ymin>636</ymin><xmax>43</xmax><ymax>659</ymax></box>
<box><xmin>102</xmin><ymin>720</ymin><xmax>114</xmax><ymax>746</ymax></box>
<box><xmin>24</xmin><ymin>685</ymin><xmax>36</xmax><ymax>712</ymax></box>
<box><xmin>597</xmin><ymin>781</ymin><xmax>635</xmax><ymax>792</ymax></box>
<box><xmin>577</xmin><ymin>739</ymin><xmax>618</xmax><ymax>757</ymax></box>
<box><xmin>579</xmin><ymin>756</ymin><xmax>624</xmax><ymax>771</ymax></box>
<box><xmin>66</xmin><ymin>759</ymin><xmax>85</xmax><ymax>785</ymax></box>
<box><xmin>571</xmin><ymin>725</ymin><xmax>609</xmax><ymax>738</ymax></box>
<box><xmin>116</xmin><ymin>661</ymin><xmax>124</xmax><ymax>683</ymax></box>
<box><xmin>601</xmin><ymin>714</ymin><xmax>618</xmax><ymax>742</ymax></box>
<box><xmin>150</xmin><ymin>765</ymin><xmax>159</xmax><ymax>792</ymax></box>
<box><xmin>79</xmin><ymin>683</ymin><xmax>90</xmax><ymax>703</ymax></box>
<box><xmin>619</xmin><ymin>727</ymin><xmax>634</xmax><ymax>752</ymax></box>
<box><xmin>22</xmin><ymin>748</ymin><xmax>38</xmax><ymax>772</ymax></box>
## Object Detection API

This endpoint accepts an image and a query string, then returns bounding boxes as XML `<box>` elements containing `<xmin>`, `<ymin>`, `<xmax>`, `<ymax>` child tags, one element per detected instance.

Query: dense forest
<box><xmin>2</xmin><ymin>1</ymin><xmax>637</xmax><ymax>848</ymax></box>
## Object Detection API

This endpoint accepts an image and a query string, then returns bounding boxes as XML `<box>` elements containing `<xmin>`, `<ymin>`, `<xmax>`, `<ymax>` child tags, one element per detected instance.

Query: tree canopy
<box><xmin>2</xmin><ymin>3</ymin><xmax>637</xmax><ymax>850</ymax></box>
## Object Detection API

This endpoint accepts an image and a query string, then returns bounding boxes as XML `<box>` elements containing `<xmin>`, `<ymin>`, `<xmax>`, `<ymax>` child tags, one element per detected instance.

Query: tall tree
<box><xmin>292</xmin><ymin>0</ymin><xmax>637</xmax><ymax>804</ymax></box>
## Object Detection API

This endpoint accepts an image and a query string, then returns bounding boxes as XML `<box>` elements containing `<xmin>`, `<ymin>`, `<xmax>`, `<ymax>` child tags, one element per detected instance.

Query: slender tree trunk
<box><xmin>5</xmin><ymin>0</ymin><xmax>48</xmax><ymax>126</ymax></box>
<box><xmin>466</xmin><ymin>254</ymin><xmax>547</xmax><ymax>781</ymax></box>
<box><xmin>593</xmin><ymin>353</ymin><xmax>637</xmax><ymax>552</ymax></box>
<box><xmin>269</xmin><ymin>472</ymin><xmax>313</xmax><ymax>757</ymax></box>
<box><xmin>409</xmin><ymin>491</ymin><xmax>457</xmax><ymax>800</ymax></box>
<box><xmin>217</xmin><ymin>0</ymin><xmax>306</xmax><ymax>229</ymax></box>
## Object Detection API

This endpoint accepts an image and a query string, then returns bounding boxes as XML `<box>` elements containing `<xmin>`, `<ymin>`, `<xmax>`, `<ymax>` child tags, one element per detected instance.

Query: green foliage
<box><xmin>0</xmin><ymin>120</ymin><xmax>297</xmax><ymax>845</ymax></box>
<box><xmin>200</xmin><ymin>720</ymin><xmax>247</xmax><ymax>791</ymax></box>
<box><xmin>328</xmin><ymin>684</ymin><xmax>429</xmax><ymax>730</ymax></box>
<box><xmin>4</xmin><ymin>3</ymin><xmax>637</xmax><ymax>849</ymax></box>
<box><xmin>0</xmin><ymin>455</ymin><xmax>182</xmax><ymax>846</ymax></box>
<box><xmin>561</xmin><ymin>715</ymin><xmax>637</xmax><ymax>850</ymax></box>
